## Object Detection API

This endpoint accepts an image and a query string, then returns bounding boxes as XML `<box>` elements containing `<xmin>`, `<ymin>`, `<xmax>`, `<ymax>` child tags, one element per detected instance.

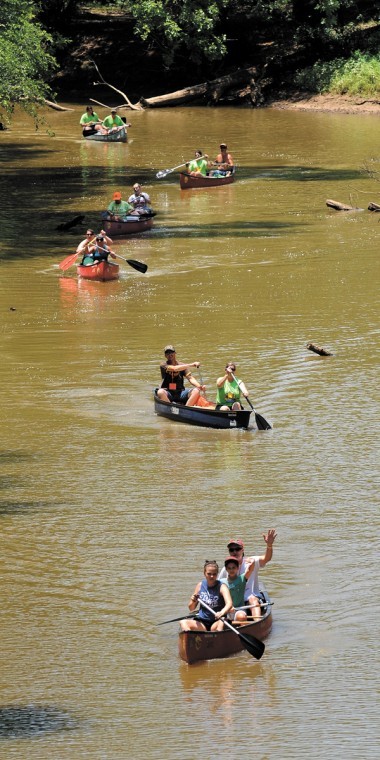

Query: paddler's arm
<box><xmin>165</xmin><ymin>362</ymin><xmax>200</xmax><ymax>372</ymax></box>
<box><xmin>188</xmin><ymin>582</ymin><xmax>201</xmax><ymax>611</ymax></box>
<box><xmin>216</xmin><ymin>373</ymin><xmax>229</xmax><ymax>388</ymax></box>
<box><xmin>213</xmin><ymin>585</ymin><xmax>233</xmax><ymax>620</ymax></box>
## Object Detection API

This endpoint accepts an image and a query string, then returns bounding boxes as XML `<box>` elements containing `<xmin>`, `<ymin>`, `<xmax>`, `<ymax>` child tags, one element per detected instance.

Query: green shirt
<box><xmin>107</xmin><ymin>200</ymin><xmax>133</xmax><ymax>215</ymax></box>
<box><xmin>221</xmin><ymin>574</ymin><xmax>246</xmax><ymax>608</ymax></box>
<box><xmin>188</xmin><ymin>157</ymin><xmax>208</xmax><ymax>176</ymax></box>
<box><xmin>80</xmin><ymin>111</ymin><xmax>100</xmax><ymax>125</ymax></box>
<box><xmin>216</xmin><ymin>377</ymin><xmax>241</xmax><ymax>406</ymax></box>
<box><xmin>103</xmin><ymin>114</ymin><xmax>124</xmax><ymax>128</ymax></box>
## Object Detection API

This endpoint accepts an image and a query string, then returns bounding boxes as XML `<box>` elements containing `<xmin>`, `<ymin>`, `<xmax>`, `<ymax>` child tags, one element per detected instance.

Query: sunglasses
<box><xmin>228</xmin><ymin>546</ymin><xmax>242</xmax><ymax>552</ymax></box>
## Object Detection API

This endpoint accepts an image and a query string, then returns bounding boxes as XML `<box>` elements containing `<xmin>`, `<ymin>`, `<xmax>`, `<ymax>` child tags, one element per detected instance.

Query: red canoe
<box><xmin>179</xmin><ymin>168</ymin><xmax>236</xmax><ymax>190</ymax></box>
<box><xmin>77</xmin><ymin>261</ymin><xmax>120</xmax><ymax>281</ymax></box>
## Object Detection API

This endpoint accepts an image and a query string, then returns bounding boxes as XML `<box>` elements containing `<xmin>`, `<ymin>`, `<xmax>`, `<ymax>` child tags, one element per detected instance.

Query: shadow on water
<box><xmin>0</xmin><ymin>451</ymin><xmax>32</xmax><ymax>464</ymax></box>
<box><xmin>150</xmin><ymin>219</ymin><xmax>301</xmax><ymax>239</ymax></box>
<box><xmin>0</xmin><ymin>499</ymin><xmax>61</xmax><ymax>517</ymax></box>
<box><xmin>0</xmin><ymin>705</ymin><xmax>78</xmax><ymax>739</ymax></box>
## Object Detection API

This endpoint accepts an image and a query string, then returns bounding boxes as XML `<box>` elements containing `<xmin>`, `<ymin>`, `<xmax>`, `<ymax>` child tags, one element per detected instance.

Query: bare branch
<box><xmin>89</xmin><ymin>59</ymin><xmax>142</xmax><ymax>111</ymax></box>
<box><xmin>44</xmin><ymin>100</ymin><xmax>74</xmax><ymax>111</ymax></box>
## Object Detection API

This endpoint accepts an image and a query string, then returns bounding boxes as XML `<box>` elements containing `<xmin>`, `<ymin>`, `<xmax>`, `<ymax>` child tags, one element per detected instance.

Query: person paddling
<box><xmin>157</xmin><ymin>345</ymin><xmax>206</xmax><ymax>406</ymax></box>
<box><xmin>82</xmin><ymin>235</ymin><xmax>117</xmax><ymax>266</ymax></box>
<box><xmin>215</xmin><ymin>363</ymin><xmax>248</xmax><ymax>410</ymax></box>
<box><xmin>180</xmin><ymin>560</ymin><xmax>233</xmax><ymax>632</ymax></box>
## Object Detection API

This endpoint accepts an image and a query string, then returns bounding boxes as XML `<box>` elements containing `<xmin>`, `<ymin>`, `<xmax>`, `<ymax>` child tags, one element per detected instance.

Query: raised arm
<box><xmin>244</xmin><ymin>558</ymin><xmax>256</xmax><ymax>580</ymax></box>
<box><xmin>259</xmin><ymin>529</ymin><xmax>277</xmax><ymax>567</ymax></box>
<box><xmin>165</xmin><ymin>361</ymin><xmax>200</xmax><ymax>372</ymax></box>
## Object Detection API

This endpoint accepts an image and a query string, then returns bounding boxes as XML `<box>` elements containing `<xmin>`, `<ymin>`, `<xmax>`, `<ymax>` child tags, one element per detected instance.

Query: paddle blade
<box><xmin>59</xmin><ymin>253</ymin><xmax>79</xmax><ymax>271</ymax></box>
<box><xmin>126</xmin><ymin>258</ymin><xmax>148</xmax><ymax>274</ymax></box>
<box><xmin>255</xmin><ymin>413</ymin><xmax>272</xmax><ymax>431</ymax></box>
<box><xmin>156</xmin><ymin>170</ymin><xmax>168</xmax><ymax>179</ymax></box>
<box><xmin>239</xmin><ymin>632</ymin><xmax>265</xmax><ymax>660</ymax></box>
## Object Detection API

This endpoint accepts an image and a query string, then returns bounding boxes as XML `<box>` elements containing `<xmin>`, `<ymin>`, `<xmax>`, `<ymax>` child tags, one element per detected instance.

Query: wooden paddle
<box><xmin>156</xmin><ymin>161</ymin><xmax>192</xmax><ymax>179</ymax></box>
<box><xmin>230</xmin><ymin>372</ymin><xmax>272</xmax><ymax>430</ymax></box>
<box><xmin>199</xmin><ymin>599</ymin><xmax>265</xmax><ymax>660</ymax></box>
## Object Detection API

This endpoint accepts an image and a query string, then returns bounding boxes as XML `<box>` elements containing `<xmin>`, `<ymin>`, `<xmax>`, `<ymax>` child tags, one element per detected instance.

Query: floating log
<box><xmin>56</xmin><ymin>215</ymin><xmax>85</xmax><ymax>231</ymax></box>
<box><xmin>306</xmin><ymin>343</ymin><xmax>333</xmax><ymax>357</ymax></box>
<box><xmin>139</xmin><ymin>67</ymin><xmax>258</xmax><ymax>108</ymax></box>
<box><xmin>368</xmin><ymin>201</ymin><xmax>380</xmax><ymax>212</ymax></box>
<box><xmin>326</xmin><ymin>199</ymin><xmax>361</xmax><ymax>211</ymax></box>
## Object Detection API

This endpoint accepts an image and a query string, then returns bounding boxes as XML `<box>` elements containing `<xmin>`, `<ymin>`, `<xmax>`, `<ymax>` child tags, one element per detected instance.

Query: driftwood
<box><xmin>326</xmin><ymin>199</ymin><xmax>362</xmax><ymax>211</ymax></box>
<box><xmin>368</xmin><ymin>201</ymin><xmax>380</xmax><ymax>212</ymax></box>
<box><xmin>56</xmin><ymin>215</ymin><xmax>85</xmax><ymax>232</ymax></box>
<box><xmin>139</xmin><ymin>67</ymin><xmax>258</xmax><ymax>108</ymax></box>
<box><xmin>90</xmin><ymin>59</ymin><xmax>142</xmax><ymax>111</ymax></box>
<box><xmin>44</xmin><ymin>100</ymin><xmax>74</xmax><ymax>112</ymax></box>
<box><xmin>306</xmin><ymin>343</ymin><xmax>333</xmax><ymax>357</ymax></box>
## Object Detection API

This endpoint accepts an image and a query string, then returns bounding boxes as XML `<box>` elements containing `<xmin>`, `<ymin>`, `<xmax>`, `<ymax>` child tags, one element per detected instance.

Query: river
<box><xmin>0</xmin><ymin>104</ymin><xmax>378</xmax><ymax>759</ymax></box>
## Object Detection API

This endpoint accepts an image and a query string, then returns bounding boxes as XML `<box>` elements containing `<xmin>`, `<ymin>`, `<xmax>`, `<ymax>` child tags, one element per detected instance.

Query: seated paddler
<box><xmin>82</xmin><ymin>235</ymin><xmax>117</xmax><ymax>266</ymax></box>
<box><xmin>157</xmin><ymin>345</ymin><xmax>206</xmax><ymax>406</ymax></box>
<box><xmin>180</xmin><ymin>560</ymin><xmax>233</xmax><ymax>633</ymax></box>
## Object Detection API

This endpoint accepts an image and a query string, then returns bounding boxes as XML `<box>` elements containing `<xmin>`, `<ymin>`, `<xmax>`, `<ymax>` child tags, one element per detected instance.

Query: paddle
<box><xmin>156</xmin><ymin>161</ymin><xmax>192</xmax><ymax>179</ymax></box>
<box><xmin>199</xmin><ymin>599</ymin><xmax>265</xmax><ymax>660</ymax></box>
<box><xmin>112</xmin><ymin>252</ymin><xmax>148</xmax><ymax>274</ymax></box>
<box><xmin>59</xmin><ymin>252</ymin><xmax>80</xmax><ymax>271</ymax></box>
<box><xmin>230</xmin><ymin>372</ymin><xmax>272</xmax><ymax>430</ymax></box>
<box><xmin>157</xmin><ymin>612</ymin><xmax>197</xmax><ymax>626</ymax></box>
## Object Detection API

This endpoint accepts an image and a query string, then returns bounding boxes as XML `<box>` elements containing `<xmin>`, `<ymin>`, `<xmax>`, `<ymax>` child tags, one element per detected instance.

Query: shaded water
<box><xmin>0</xmin><ymin>105</ymin><xmax>378</xmax><ymax>759</ymax></box>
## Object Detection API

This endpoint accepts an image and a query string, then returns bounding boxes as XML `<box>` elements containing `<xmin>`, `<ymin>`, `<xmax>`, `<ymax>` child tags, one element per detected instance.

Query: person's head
<box><xmin>96</xmin><ymin>235</ymin><xmax>104</xmax><ymax>243</ymax></box>
<box><xmin>133</xmin><ymin>183</ymin><xmax>141</xmax><ymax>194</ymax></box>
<box><xmin>227</xmin><ymin>538</ymin><xmax>244</xmax><ymax>562</ymax></box>
<box><xmin>86</xmin><ymin>229</ymin><xmax>94</xmax><ymax>238</ymax></box>
<box><xmin>164</xmin><ymin>345</ymin><xmax>176</xmax><ymax>359</ymax></box>
<box><xmin>224</xmin><ymin>556</ymin><xmax>240</xmax><ymax>578</ymax></box>
<box><xmin>203</xmin><ymin>560</ymin><xmax>219</xmax><ymax>585</ymax></box>
<box><xmin>86</xmin><ymin>106</ymin><xmax>94</xmax><ymax>114</ymax></box>
<box><xmin>111</xmin><ymin>109</ymin><xmax>117</xmax><ymax>115</ymax></box>
<box><xmin>195</xmin><ymin>150</ymin><xmax>203</xmax><ymax>158</ymax></box>
<box><xmin>113</xmin><ymin>191</ymin><xmax>122</xmax><ymax>203</ymax></box>
<box><xmin>220</xmin><ymin>143</ymin><xmax>227</xmax><ymax>151</ymax></box>
<box><xmin>225</xmin><ymin>363</ymin><xmax>236</xmax><ymax>374</ymax></box>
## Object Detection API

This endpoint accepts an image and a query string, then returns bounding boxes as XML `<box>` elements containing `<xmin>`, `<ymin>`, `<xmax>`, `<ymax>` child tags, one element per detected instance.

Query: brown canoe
<box><xmin>179</xmin><ymin>168</ymin><xmax>236</xmax><ymax>189</ymax></box>
<box><xmin>178</xmin><ymin>588</ymin><xmax>272</xmax><ymax>664</ymax></box>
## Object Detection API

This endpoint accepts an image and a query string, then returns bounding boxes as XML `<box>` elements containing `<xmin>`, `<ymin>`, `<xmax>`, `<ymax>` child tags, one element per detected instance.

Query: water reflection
<box><xmin>0</xmin><ymin>705</ymin><xmax>77</xmax><ymax>738</ymax></box>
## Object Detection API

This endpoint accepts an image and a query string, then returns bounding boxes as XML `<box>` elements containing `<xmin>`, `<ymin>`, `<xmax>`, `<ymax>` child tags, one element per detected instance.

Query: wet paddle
<box><xmin>112</xmin><ymin>253</ymin><xmax>148</xmax><ymax>274</ymax></box>
<box><xmin>199</xmin><ymin>600</ymin><xmax>265</xmax><ymax>660</ymax></box>
<box><xmin>156</xmin><ymin>161</ymin><xmax>192</xmax><ymax>179</ymax></box>
<box><xmin>157</xmin><ymin>612</ymin><xmax>197</xmax><ymax>626</ymax></box>
<box><xmin>230</xmin><ymin>373</ymin><xmax>272</xmax><ymax>430</ymax></box>
<box><xmin>59</xmin><ymin>252</ymin><xmax>80</xmax><ymax>271</ymax></box>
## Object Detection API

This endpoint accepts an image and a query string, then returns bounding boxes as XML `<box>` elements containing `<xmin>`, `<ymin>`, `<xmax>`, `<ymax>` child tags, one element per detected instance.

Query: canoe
<box><xmin>77</xmin><ymin>261</ymin><xmax>119</xmax><ymax>281</ymax></box>
<box><xmin>154</xmin><ymin>390</ymin><xmax>251</xmax><ymax>429</ymax></box>
<box><xmin>102</xmin><ymin>215</ymin><xmax>154</xmax><ymax>237</ymax></box>
<box><xmin>84</xmin><ymin>126</ymin><xmax>127</xmax><ymax>143</ymax></box>
<box><xmin>179</xmin><ymin>167</ymin><xmax>236</xmax><ymax>189</ymax></box>
<box><xmin>179</xmin><ymin>586</ymin><xmax>272</xmax><ymax>664</ymax></box>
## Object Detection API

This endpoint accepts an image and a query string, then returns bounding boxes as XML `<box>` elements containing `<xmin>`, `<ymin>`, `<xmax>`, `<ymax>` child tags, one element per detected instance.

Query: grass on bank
<box><xmin>295</xmin><ymin>52</ymin><xmax>380</xmax><ymax>98</ymax></box>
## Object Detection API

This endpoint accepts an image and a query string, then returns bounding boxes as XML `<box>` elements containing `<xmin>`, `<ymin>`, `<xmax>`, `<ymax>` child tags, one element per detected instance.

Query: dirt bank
<box><xmin>267</xmin><ymin>92</ymin><xmax>380</xmax><ymax>114</ymax></box>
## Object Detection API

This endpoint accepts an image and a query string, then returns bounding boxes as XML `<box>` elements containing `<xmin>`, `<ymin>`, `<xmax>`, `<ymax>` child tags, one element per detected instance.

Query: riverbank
<box><xmin>268</xmin><ymin>92</ymin><xmax>380</xmax><ymax>114</ymax></box>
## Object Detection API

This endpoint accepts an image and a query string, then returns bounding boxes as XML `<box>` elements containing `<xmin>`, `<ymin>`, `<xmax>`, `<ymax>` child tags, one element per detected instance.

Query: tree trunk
<box><xmin>326</xmin><ymin>199</ymin><xmax>361</xmax><ymax>211</ymax></box>
<box><xmin>139</xmin><ymin>67</ymin><xmax>258</xmax><ymax>108</ymax></box>
<box><xmin>368</xmin><ymin>201</ymin><xmax>380</xmax><ymax>212</ymax></box>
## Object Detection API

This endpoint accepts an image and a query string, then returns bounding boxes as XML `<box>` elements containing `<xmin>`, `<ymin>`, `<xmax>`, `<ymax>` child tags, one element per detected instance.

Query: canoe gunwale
<box><xmin>179</xmin><ymin>167</ymin><xmax>236</xmax><ymax>189</ymax></box>
<box><xmin>154</xmin><ymin>390</ymin><xmax>251</xmax><ymax>429</ymax></box>
<box><xmin>77</xmin><ymin>260</ymin><xmax>119</xmax><ymax>281</ymax></box>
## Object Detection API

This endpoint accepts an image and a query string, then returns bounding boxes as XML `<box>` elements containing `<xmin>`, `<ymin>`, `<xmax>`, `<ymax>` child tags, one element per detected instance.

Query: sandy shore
<box><xmin>268</xmin><ymin>92</ymin><xmax>380</xmax><ymax>114</ymax></box>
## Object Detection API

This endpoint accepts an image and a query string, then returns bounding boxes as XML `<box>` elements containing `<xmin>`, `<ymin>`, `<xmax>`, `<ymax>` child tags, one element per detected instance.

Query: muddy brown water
<box><xmin>0</xmin><ymin>105</ymin><xmax>378</xmax><ymax>759</ymax></box>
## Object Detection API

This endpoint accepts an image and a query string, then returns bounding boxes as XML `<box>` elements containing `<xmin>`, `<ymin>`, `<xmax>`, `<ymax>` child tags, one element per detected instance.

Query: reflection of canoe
<box><xmin>102</xmin><ymin>215</ymin><xmax>154</xmax><ymax>237</ymax></box>
<box><xmin>179</xmin><ymin>586</ymin><xmax>272</xmax><ymax>664</ymax></box>
<box><xmin>83</xmin><ymin>126</ymin><xmax>127</xmax><ymax>142</ymax></box>
<box><xmin>154</xmin><ymin>390</ymin><xmax>251</xmax><ymax>429</ymax></box>
<box><xmin>179</xmin><ymin>168</ymin><xmax>236</xmax><ymax>189</ymax></box>
<box><xmin>77</xmin><ymin>261</ymin><xmax>119</xmax><ymax>281</ymax></box>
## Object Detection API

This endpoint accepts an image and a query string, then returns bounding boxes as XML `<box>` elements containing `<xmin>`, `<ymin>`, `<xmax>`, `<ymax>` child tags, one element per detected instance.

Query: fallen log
<box><xmin>44</xmin><ymin>100</ymin><xmax>74</xmax><ymax>112</ymax></box>
<box><xmin>326</xmin><ymin>199</ymin><xmax>361</xmax><ymax>211</ymax></box>
<box><xmin>56</xmin><ymin>215</ymin><xmax>85</xmax><ymax>232</ymax></box>
<box><xmin>306</xmin><ymin>343</ymin><xmax>333</xmax><ymax>357</ymax></box>
<box><xmin>368</xmin><ymin>201</ymin><xmax>380</xmax><ymax>212</ymax></box>
<box><xmin>139</xmin><ymin>67</ymin><xmax>258</xmax><ymax>108</ymax></box>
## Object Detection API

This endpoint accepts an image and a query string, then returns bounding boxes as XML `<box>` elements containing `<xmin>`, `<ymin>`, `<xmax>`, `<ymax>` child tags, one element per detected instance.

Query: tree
<box><xmin>0</xmin><ymin>0</ymin><xmax>57</xmax><ymax>121</ymax></box>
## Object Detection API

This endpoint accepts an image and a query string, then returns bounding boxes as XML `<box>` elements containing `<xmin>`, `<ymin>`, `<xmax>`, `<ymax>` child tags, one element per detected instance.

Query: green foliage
<box><xmin>294</xmin><ymin>53</ymin><xmax>380</xmax><ymax>97</ymax></box>
<box><xmin>121</xmin><ymin>0</ymin><xmax>230</xmax><ymax>66</ymax></box>
<box><xmin>0</xmin><ymin>1</ymin><xmax>57</xmax><ymax>121</ymax></box>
